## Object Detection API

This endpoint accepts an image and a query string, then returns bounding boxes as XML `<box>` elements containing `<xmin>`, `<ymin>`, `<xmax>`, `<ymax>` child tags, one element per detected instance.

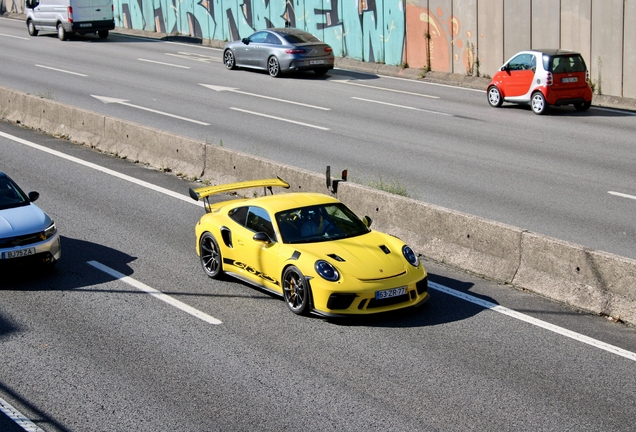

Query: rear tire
<box><xmin>98</xmin><ymin>30</ymin><xmax>109</xmax><ymax>39</ymax></box>
<box><xmin>531</xmin><ymin>91</ymin><xmax>549</xmax><ymax>115</ymax></box>
<box><xmin>27</xmin><ymin>20</ymin><xmax>39</xmax><ymax>36</ymax></box>
<box><xmin>268</xmin><ymin>56</ymin><xmax>281</xmax><ymax>77</ymax></box>
<box><xmin>574</xmin><ymin>101</ymin><xmax>591</xmax><ymax>111</ymax></box>
<box><xmin>57</xmin><ymin>23</ymin><xmax>67</xmax><ymax>41</ymax></box>
<box><xmin>199</xmin><ymin>232</ymin><xmax>223</xmax><ymax>279</ymax></box>
<box><xmin>314</xmin><ymin>68</ymin><xmax>329</xmax><ymax>76</ymax></box>
<box><xmin>487</xmin><ymin>86</ymin><xmax>503</xmax><ymax>107</ymax></box>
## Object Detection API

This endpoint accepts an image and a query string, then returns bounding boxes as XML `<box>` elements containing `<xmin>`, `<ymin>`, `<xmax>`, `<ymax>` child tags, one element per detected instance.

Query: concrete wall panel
<box><xmin>427</xmin><ymin>0</ymin><xmax>453</xmax><ymax>72</ymax></box>
<box><xmin>561</xmin><ymin>0</ymin><xmax>591</xmax><ymax>64</ymax></box>
<box><xmin>591</xmin><ymin>0</ymin><xmax>624</xmax><ymax>97</ymax></box>
<box><xmin>503</xmin><ymin>0</ymin><xmax>531</xmax><ymax>59</ymax></box>
<box><xmin>451</xmin><ymin>0</ymin><xmax>478</xmax><ymax>75</ymax></box>
<box><xmin>477</xmin><ymin>0</ymin><xmax>504</xmax><ymax>77</ymax></box>
<box><xmin>531</xmin><ymin>0</ymin><xmax>560</xmax><ymax>49</ymax></box>
<box><xmin>625</xmin><ymin>0</ymin><xmax>636</xmax><ymax>98</ymax></box>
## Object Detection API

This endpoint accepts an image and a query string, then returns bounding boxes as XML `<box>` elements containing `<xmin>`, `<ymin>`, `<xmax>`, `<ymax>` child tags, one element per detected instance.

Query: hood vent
<box><xmin>379</xmin><ymin>245</ymin><xmax>391</xmax><ymax>254</ymax></box>
<box><xmin>327</xmin><ymin>253</ymin><xmax>345</xmax><ymax>262</ymax></box>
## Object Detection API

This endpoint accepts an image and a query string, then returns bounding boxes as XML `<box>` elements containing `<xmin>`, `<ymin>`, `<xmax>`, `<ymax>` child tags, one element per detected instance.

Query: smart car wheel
<box><xmin>199</xmin><ymin>232</ymin><xmax>223</xmax><ymax>279</ymax></box>
<box><xmin>282</xmin><ymin>266</ymin><xmax>310</xmax><ymax>315</ymax></box>
<box><xmin>574</xmin><ymin>101</ymin><xmax>591</xmax><ymax>111</ymax></box>
<box><xmin>27</xmin><ymin>20</ymin><xmax>38</xmax><ymax>36</ymax></box>
<box><xmin>487</xmin><ymin>86</ymin><xmax>503</xmax><ymax>107</ymax></box>
<box><xmin>268</xmin><ymin>56</ymin><xmax>281</xmax><ymax>77</ymax></box>
<box><xmin>531</xmin><ymin>92</ymin><xmax>549</xmax><ymax>115</ymax></box>
<box><xmin>57</xmin><ymin>23</ymin><xmax>67</xmax><ymax>41</ymax></box>
<box><xmin>224</xmin><ymin>49</ymin><xmax>236</xmax><ymax>70</ymax></box>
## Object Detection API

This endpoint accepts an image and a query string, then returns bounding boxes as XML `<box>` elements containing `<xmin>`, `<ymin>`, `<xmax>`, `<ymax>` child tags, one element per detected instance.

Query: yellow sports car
<box><xmin>189</xmin><ymin>178</ymin><xmax>429</xmax><ymax>317</ymax></box>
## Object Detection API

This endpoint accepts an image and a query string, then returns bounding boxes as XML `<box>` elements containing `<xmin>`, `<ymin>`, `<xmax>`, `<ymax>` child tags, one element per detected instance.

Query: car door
<box><xmin>239</xmin><ymin>31</ymin><xmax>268</xmax><ymax>67</ymax></box>
<box><xmin>501</xmin><ymin>53</ymin><xmax>536</xmax><ymax>98</ymax></box>
<box><xmin>229</xmin><ymin>206</ymin><xmax>284</xmax><ymax>292</ymax></box>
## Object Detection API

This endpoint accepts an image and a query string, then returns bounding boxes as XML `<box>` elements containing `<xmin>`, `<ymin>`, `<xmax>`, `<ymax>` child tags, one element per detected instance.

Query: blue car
<box><xmin>0</xmin><ymin>171</ymin><xmax>61</xmax><ymax>268</ymax></box>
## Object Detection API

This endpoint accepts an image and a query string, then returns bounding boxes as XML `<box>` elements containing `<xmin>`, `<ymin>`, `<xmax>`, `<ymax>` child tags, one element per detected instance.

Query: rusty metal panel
<box><xmin>591</xmin><ymin>0</ymin><xmax>623</xmax><ymax>97</ymax></box>
<box><xmin>451</xmin><ymin>0</ymin><xmax>478</xmax><ymax>75</ymax></box>
<box><xmin>477</xmin><ymin>0</ymin><xmax>504</xmax><ymax>77</ymax></box>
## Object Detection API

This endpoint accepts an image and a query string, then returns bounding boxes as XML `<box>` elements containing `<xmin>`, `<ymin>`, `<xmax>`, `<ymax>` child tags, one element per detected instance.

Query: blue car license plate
<box><xmin>2</xmin><ymin>247</ymin><xmax>36</xmax><ymax>259</ymax></box>
<box><xmin>376</xmin><ymin>286</ymin><xmax>407</xmax><ymax>300</ymax></box>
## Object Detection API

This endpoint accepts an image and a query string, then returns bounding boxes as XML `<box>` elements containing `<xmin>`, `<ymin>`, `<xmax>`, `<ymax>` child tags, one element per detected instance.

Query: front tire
<box><xmin>531</xmin><ymin>91</ymin><xmax>549</xmax><ymax>115</ymax></box>
<box><xmin>199</xmin><ymin>232</ymin><xmax>223</xmax><ymax>279</ymax></box>
<box><xmin>282</xmin><ymin>266</ymin><xmax>310</xmax><ymax>315</ymax></box>
<box><xmin>57</xmin><ymin>23</ymin><xmax>67</xmax><ymax>41</ymax></box>
<box><xmin>27</xmin><ymin>20</ymin><xmax>39</xmax><ymax>36</ymax></box>
<box><xmin>268</xmin><ymin>56</ymin><xmax>281</xmax><ymax>77</ymax></box>
<box><xmin>487</xmin><ymin>86</ymin><xmax>503</xmax><ymax>107</ymax></box>
<box><xmin>574</xmin><ymin>101</ymin><xmax>591</xmax><ymax>111</ymax></box>
<box><xmin>224</xmin><ymin>49</ymin><xmax>236</xmax><ymax>70</ymax></box>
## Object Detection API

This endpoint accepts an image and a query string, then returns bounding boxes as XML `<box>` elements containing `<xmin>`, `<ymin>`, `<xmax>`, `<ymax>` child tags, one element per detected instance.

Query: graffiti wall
<box><xmin>3</xmin><ymin>0</ymin><xmax>635</xmax><ymax>98</ymax></box>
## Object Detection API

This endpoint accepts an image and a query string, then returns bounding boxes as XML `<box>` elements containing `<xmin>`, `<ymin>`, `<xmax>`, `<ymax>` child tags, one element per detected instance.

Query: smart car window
<box><xmin>508</xmin><ymin>54</ymin><xmax>534</xmax><ymax>71</ymax></box>
<box><xmin>551</xmin><ymin>55</ymin><xmax>586</xmax><ymax>73</ymax></box>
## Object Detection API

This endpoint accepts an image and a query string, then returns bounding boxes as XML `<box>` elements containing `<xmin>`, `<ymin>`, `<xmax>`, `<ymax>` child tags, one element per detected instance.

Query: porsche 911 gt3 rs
<box><xmin>189</xmin><ymin>178</ymin><xmax>429</xmax><ymax>317</ymax></box>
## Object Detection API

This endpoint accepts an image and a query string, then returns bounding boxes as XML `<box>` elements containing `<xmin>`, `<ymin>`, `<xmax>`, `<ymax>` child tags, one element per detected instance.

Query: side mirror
<box><xmin>242</xmin><ymin>38</ymin><xmax>250</xmax><ymax>45</ymax></box>
<box><xmin>253</xmin><ymin>232</ymin><xmax>272</xmax><ymax>243</ymax></box>
<box><xmin>362</xmin><ymin>216</ymin><xmax>372</xmax><ymax>228</ymax></box>
<box><xmin>28</xmin><ymin>191</ymin><xmax>40</xmax><ymax>202</ymax></box>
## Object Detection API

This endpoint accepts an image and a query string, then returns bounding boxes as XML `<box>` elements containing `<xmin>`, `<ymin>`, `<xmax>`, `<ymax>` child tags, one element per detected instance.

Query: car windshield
<box><xmin>280</xmin><ymin>32</ymin><xmax>320</xmax><ymax>44</ymax></box>
<box><xmin>275</xmin><ymin>203</ymin><xmax>369</xmax><ymax>244</ymax></box>
<box><xmin>0</xmin><ymin>177</ymin><xmax>29</xmax><ymax>210</ymax></box>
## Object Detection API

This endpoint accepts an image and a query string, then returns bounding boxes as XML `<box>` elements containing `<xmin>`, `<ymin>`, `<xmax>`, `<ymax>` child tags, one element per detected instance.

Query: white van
<box><xmin>25</xmin><ymin>0</ymin><xmax>115</xmax><ymax>40</ymax></box>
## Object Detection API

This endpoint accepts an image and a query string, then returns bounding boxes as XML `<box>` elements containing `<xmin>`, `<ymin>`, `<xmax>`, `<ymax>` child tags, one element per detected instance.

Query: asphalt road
<box><xmin>1</xmin><ymin>17</ymin><xmax>635</xmax><ymax>262</ymax></box>
<box><xmin>2</xmin><ymin>120</ymin><xmax>636</xmax><ymax>431</ymax></box>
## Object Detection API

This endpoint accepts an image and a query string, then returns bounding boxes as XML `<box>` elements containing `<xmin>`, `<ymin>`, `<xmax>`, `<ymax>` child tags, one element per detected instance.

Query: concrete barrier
<box><xmin>1</xmin><ymin>85</ymin><xmax>634</xmax><ymax>325</ymax></box>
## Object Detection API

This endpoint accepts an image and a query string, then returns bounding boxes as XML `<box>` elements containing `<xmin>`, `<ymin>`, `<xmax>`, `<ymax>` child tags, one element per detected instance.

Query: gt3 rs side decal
<box><xmin>223</xmin><ymin>258</ymin><xmax>280</xmax><ymax>286</ymax></box>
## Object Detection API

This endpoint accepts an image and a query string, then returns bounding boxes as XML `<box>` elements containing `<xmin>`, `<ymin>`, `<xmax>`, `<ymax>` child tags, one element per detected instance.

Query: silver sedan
<box><xmin>223</xmin><ymin>28</ymin><xmax>335</xmax><ymax>77</ymax></box>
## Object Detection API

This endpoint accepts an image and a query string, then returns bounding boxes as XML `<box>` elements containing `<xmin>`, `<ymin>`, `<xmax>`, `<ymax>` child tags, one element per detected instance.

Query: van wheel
<box><xmin>57</xmin><ymin>23</ymin><xmax>67</xmax><ymax>41</ymax></box>
<box><xmin>98</xmin><ymin>30</ymin><xmax>109</xmax><ymax>39</ymax></box>
<box><xmin>27</xmin><ymin>20</ymin><xmax>39</xmax><ymax>36</ymax></box>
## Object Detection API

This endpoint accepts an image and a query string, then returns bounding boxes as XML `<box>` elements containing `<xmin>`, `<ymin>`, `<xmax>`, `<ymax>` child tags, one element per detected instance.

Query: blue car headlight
<box><xmin>43</xmin><ymin>221</ymin><xmax>57</xmax><ymax>240</ymax></box>
<box><xmin>402</xmin><ymin>245</ymin><xmax>419</xmax><ymax>267</ymax></box>
<box><xmin>315</xmin><ymin>260</ymin><xmax>340</xmax><ymax>282</ymax></box>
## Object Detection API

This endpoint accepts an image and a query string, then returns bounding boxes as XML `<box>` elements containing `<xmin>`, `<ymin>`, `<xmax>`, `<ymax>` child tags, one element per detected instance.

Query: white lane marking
<box><xmin>166</xmin><ymin>52</ymin><xmax>220</xmax><ymax>63</ymax></box>
<box><xmin>429</xmin><ymin>281</ymin><xmax>636</xmax><ymax>362</ymax></box>
<box><xmin>0</xmin><ymin>131</ymin><xmax>203</xmax><ymax>208</ymax></box>
<box><xmin>4</xmin><ymin>130</ymin><xmax>634</xmax><ymax>360</ymax></box>
<box><xmin>331</xmin><ymin>79</ymin><xmax>439</xmax><ymax>98</ymax></box>
<box><xmin>35</xmin><ymin>64</ymin><xmax>87</xmax><ymax>77</ymax></box>
<box><xmin>0</xmin><ymin>396</ymin><xmax>45</xmax><ymax>432</ymax></box>
<box><xmin>0</xmin><ymin>32</ymin><xmax>30</xmax><ymax>40</ymax></box>
<box><xmin>138</xmin><ymin>58</ymin><xmax>190</xmax><ymax>68</ymax></box>
<box><xmin>200</xmin><ymin>84</ymin><xmax>330</xmax><ymax>110</ymax></box>
<box><xmin>352</xmin><ymin>96</ymin><xmax>453</xmax><ymax>116</ymax></box>
<box><xmin>230</xmin><ymin>107</ymin><xmax>330</xmax><ymax>130</ymax></box>
<box><xmin>88</xmin><ymin>261</ymin><xmax>222</xmax><ymax>325</ymax></box>
<box><xmin>609</xmin><ymin>191</ymin><xmax>636</xmax><ymax>201</ymax></box>
<box><xmin>91</xmin><ymin>95</ymin><xmax>210</xmax><ymax>125</ymax></box>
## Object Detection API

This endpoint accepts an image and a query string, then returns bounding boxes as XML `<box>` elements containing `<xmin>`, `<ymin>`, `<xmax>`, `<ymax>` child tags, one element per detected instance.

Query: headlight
<box><xmin>315</xmin><ymin>260</ymin><xmax>340</xmax><ymax>282</ymax></box>
<box><xmin>402</xmin><ymin>245</ymin><xmax>419</xmax><ymax>267</ymax></box>
<box><xmin>43</xmin><ymin>221</ymin><xmax>57</xmax><ymax>240</ymax></box>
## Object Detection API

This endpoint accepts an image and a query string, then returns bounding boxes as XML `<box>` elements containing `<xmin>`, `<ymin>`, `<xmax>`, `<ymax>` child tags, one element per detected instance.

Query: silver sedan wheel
<box><xmin>268</xmin><ymin>56</ymin><xmax>281</xmax><ymax>77</ymax></box>
<box><xmin>224</xmin><ymin>50</ymin><xmax>236</xmax><ymax>70</ymax></box>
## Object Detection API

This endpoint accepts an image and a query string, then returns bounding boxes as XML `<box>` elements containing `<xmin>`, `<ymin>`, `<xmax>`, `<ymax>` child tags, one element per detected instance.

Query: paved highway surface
<box><xmin>1</xmin><ymin>17</ymin><xmax>635</xmax><ymax>262</ymax></box>
<box><xmin>1</xmin><ymin>117</ymin><xmax>636</xmax><ymax>431</ymax></box>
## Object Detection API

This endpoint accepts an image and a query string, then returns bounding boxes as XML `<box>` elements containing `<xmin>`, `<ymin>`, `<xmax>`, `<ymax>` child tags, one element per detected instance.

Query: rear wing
<box><xmin>189</xmin><ymin>177</ymin><xmax>290</xmax><ymax>204</ymax></box>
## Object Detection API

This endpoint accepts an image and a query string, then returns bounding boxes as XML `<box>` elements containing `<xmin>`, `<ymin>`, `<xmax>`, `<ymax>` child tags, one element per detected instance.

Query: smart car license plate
<box><xmin>2</xmin><ymin>248</ymin><xmax>36</xmax><ymax>259</ymax></box>
<box><xmin>376</xmin><ymin>286</ymin><xmax>407</xmax><ymax>300</ymax></box>
<box><xmin>310</xmin><ymin>60</ymin><xmax>325</xmax><ymax>65</ymax></box>
<box><xmin>562</xmin><ymin>77</ymin><xmax>578</xmax><ymax>83</ymax></box>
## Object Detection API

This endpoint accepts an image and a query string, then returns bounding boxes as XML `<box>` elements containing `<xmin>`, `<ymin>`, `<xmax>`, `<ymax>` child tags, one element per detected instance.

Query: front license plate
<box><xmin>562</xmin><ymin>77</ymin><xmax>578</xmax><ymax>83</ymax></box>
<box><xmin>2</xmin><ymin>247</ymin><xmax>36</xmax><ymax>259</ymax></box>
<box><xmin>376</xmin><ymin>286</ymin><xmax>407</xmax><ymax>300</ymax></box>
<box><xmin>309</xmin><ymin>60</ymin><xmax>325</xmax><ymax>65</ymax></box>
